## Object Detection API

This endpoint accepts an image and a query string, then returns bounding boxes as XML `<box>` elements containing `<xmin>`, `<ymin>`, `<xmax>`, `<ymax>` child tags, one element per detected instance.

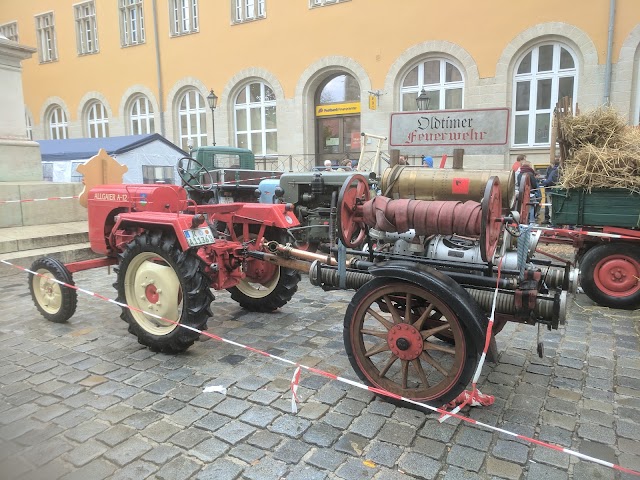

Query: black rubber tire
<box><xmin>579</xmin><ymin>243</ymin><xmax>640</xmax><ymax>310</ymax></box>
<box><xmin>344</xmin><ymin>276</ymin><xmax>479</xmax><ymax>409</ymax></box>
<box><xmin>116</xmin><ymin>231</ymin><xmax>213</xmax><ymax>353</ymax></box>
<box><xmin>29</xmin><ymin>257</ymin><xmax>77</xmax><ymax>323</ymax></box>
<box><xmin>227</xmin><ymin>227</ymin><xmax>300</xmax><ymax>312</ymax></box>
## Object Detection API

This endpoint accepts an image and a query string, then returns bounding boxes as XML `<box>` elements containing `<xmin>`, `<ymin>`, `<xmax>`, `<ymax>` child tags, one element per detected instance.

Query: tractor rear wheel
<box><xmin>116</xmin><ymin>231</ymin><xmax>213</xmax><ymax>353</ymax></box>
<box><xmin>29</xmin><ymin>257</ymin><xmax>77</xmax><ymax>323</ymax></box>
<box><xmin>227</xmin><ymin>227</ymin><xmax>300</xmax><ymax>312</ymax></box>
<box><xmin>344</xmin><ymin>277</ymin><xmax>478</xmax><ymax>409</ymax></box>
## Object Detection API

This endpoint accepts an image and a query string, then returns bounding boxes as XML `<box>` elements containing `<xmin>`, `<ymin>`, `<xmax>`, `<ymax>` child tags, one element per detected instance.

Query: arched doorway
<box><xmin>315</xmin><ymin>73</ymin><xmax>361</xmax><ymax>167</ymax></box>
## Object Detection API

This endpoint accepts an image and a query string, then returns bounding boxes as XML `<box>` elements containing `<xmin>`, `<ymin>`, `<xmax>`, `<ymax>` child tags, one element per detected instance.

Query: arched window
<box><xmin>177</xmin><ymin>89</ymin><xmax>207</xmax><ymax>150</ymax></box>
<box><xmin>234</xmin><ymin>81</ymin><xmax>277</xmax><ymax>155</ymax></box>
<box><xmin>47</xmin><ymin>105</ymin><xmax>68</xmax><ymax>139</ymax></box>
<box><xmin>86</xmin><ymin>101</ymin><xmax>109</xmax><ymax>138</ymax></box>
<box><xmin>400</xmin><ymin>59</ymin><xmax>464</xmax><ymax>111</ymax></box>
<box><xmin>129</xmin><ymin>95</ymin><xmax>155</xmax><ymax>135</ymax></box>
<box><xmin>512</xmin><ymin>43</ymin><xmax>578</xmax><ymax>146</ymax></box>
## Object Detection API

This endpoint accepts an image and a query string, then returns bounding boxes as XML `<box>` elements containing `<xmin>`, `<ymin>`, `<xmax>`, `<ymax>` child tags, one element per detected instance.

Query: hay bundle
<box><xmin>558</xmin><ymin>108</ymin><xmax>640</xmax><ymax>193</ymax></box>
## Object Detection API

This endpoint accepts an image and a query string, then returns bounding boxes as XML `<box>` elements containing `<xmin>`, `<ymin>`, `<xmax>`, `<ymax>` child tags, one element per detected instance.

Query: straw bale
<box><xmin>558</xmin><ymin>108</ymin><xmax>640</xmax><ymax>192</ymax></box>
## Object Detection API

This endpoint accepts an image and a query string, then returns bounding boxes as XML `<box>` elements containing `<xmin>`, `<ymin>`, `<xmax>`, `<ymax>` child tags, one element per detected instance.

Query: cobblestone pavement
<box><xmin>0</xmin><ymin>265</ymin><xmax>638</xmax><ymax>480</ymax></box>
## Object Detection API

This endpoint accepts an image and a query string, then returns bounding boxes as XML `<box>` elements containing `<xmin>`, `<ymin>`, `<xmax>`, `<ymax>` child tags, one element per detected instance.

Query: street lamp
<box><xmin>207</xmin><ymin>89</ymin><xmax>218</xmax><ymax>146</ymax></box>
<box><xmin>416</xmin><ymin>88</ymin><xmax>430</xmax><ymax>111</ymax></box>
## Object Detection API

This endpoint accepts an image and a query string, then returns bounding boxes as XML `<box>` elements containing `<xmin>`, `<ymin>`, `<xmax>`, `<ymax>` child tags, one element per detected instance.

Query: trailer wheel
<box><xmin>344</xmin><ymin>277</ymin><xmax>478</xmax><ymax>408</ymax></box>
<box><xmin>116</xmin><ymin>231</ymin><xmax>213</xmax><ymax>353</ymax></box>
<box><xmin>227</xmin><ymin>227</ymin><xmax>300</xmax><ymax>312</ymax></box>
<box><xmin>29</xmin><ymin>257</ymin><xmax>77</xmax><ymax>323</ymax></box>
<box><xmin>579</xmin><ymin>243</ymin><xmax>640</xmax><ymax>310</ymax></box>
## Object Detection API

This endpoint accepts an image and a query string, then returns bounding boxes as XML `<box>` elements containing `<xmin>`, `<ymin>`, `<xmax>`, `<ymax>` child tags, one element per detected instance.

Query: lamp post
<box><xmin>416</xmin><ymin>88</ymin><xmax>430</xmax><ymax>111</ymax></box>
<box><xmin>207</xmin><ymin>89</ymin><xmax>218</xmax><ymax>146</ymax></box>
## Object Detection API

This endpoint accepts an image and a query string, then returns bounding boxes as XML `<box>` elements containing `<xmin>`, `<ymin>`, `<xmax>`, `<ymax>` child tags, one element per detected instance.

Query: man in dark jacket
<box><xmin>517</xmin><ymin>160</ymin><xmax>541</xmax><ymax>224</ymax></box>
<box><xmin>542</xmin><ymin>158</ymin><xmax>560</xmax><ymax>225</ymax></box>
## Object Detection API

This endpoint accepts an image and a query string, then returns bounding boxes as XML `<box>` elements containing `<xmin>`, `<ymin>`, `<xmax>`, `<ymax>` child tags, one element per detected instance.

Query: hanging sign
<box><xmin>390</xmin><ymin>108</ymin><xmax>510</xmax><ymax>154</ymax></box>
<box><xmin>368</xmin><ymin>94</ymin><xmax>377</xmax><ymax>111</ymax></box>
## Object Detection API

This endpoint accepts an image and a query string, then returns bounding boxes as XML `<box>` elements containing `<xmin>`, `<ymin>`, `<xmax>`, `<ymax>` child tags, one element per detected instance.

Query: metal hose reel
<box><xmin>337</xmin><ymin>174</ymin><xmax>504</xmax><ymax>262</ymax></box>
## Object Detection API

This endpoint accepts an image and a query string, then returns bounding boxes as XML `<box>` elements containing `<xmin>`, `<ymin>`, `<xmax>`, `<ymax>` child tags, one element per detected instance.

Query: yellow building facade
<box><xmin>1</xmin><ymin>0</ymin><xmax>639</xmax><ymax>169</ymax></box>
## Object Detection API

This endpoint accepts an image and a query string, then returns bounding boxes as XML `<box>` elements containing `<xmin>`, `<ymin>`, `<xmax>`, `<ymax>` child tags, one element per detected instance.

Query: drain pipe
<box><xmin>603</xmin><ymin>0</ymin><xmax>616</xmax><ymax>106</ymax></box>
<box><xmin>152</xmin><ymin>0</ymin><xmax>166</xmax><ymax>136</ymax></box>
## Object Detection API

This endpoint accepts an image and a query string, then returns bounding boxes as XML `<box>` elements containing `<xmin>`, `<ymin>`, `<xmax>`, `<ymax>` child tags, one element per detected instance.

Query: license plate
<box><xmin>183</xmin><ymin>227</ymin><xmax>215</xmax><ymax>247</ymax></box>
<box><xmin>218</xmin><ymin>196</ymin><xmax>234</xmax><ymax>204</ymax></box>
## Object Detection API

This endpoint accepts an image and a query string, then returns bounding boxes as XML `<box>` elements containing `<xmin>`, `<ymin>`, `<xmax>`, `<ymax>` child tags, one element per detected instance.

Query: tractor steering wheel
<box><xmin>177</xmin><ymin>156</ymin><xmax>213</xmax><ymax>192</ymax></box>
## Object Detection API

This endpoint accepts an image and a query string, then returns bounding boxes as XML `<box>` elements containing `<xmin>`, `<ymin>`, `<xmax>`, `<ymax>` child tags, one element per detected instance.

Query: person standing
<box><xmin>512</xmin><ymin>154</ymin><xmax>525</xmax><ymax>173</ymax></box>
<box><xmin>324</xmin><ymin>159</ymin><xmax>333</xmax><ymax>171</ymax></box>
<box><xmin>542</xmin><ymin>157</ymin><xmax>560</xmax><ymax>225</ymax></box>
<box><xmin>422</xmin><ymin>155</ymin><xmax>433</xmax><ymax>167</ymax></box>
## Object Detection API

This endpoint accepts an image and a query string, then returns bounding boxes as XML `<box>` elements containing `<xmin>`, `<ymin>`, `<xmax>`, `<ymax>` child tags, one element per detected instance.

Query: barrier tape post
<box><xmin>2</xmin><ymin>257</ymin><xmax>639</xmax><ymax>478</ymax></box>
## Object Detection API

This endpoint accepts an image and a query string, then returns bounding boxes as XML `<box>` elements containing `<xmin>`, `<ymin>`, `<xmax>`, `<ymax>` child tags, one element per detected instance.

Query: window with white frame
<box><xmin>25</xmin><ymin>112</ymin><xmax>33</xmax><ymax>140</ymax></box>
<box><xmin>310</xmin><ymin>0</ymin><xmax>349</xmax><ymax>7</ymax></box>
<box><xmin>129</xmin><ymin>95</ymin><xmax>155</xmax><ymax>135</ymax></box>
<box><xmin>74</xmin><ymin>1</ymin><xmax>99</xmax><ymax>55</ymax></box>
<box><xmin>48</xmin><ymin>106</ymin><xmax>68</xmax><ymax>139</ymax></box>
<box><xmin>512</xmin><ymin>43</ymin><xmax>578</xmax><ymax>147</ymax></box>
<box><xmin>635</xmin><ymin>62</ymin><xmax>640</xmax><ymax>126</ymax></box>
<box><xmin>0</xmin><ymin>22</ymin><xmax>19</xmax><ymax>42</ymax></box>
<box><xmin>71</xmin><ymin>162</ymin><xmax>85</xmax><ymax>182</ymax></box>
<box><xmin>86</xmin><ymin>101</ymin><xmax>109</xmax><ymax>138</ymax></box>
<box><xmin>177</xmin><ymin>90</ymin><xmax>207</xmax><ymax>151</ymax></box>
<box><xmin>170</xmin><ymin>0</ymin><xmax>198</xmax><ymax>35</ymax></box>
<box><xmin>400</xmin><ymin>58</ymin><xmax>464</xmax><ymax>111</ymax></box>
<box><xmin>119</xmin><ymin>0</ymin><xmax>145</xmax><ymax>47</ymax></box>
<box><xmin>233</xmin><ymin>0</ymin><xmax>265</xmax><ymax>23</ymax></box>
<box><xmin>35</xmin><ymin>12</ymin><xmax>58</xmax><ymax>63</ymax></box>
<box><xmin>234</xmin><ymin>81</ymin><xmax>277</xmax><ymax>156</ymax></box>
<box><xmin>42</xmin><ymin>163</ymin><xmax>54</xmax><ymax>182</ymax></box>
<box><xmin>142</xmin><ymin>165</ymin><xmax>174</xmax><ymax>184</ymax></box>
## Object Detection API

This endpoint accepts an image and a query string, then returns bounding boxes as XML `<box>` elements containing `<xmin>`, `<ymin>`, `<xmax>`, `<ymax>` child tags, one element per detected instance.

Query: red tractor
<box><xmin>29</xmin><ymin>169</ymin><xmax>571</xmax><ymax>408</ymax></box>
<box><xmin>30</xmin><ymin>182</ymin><xmax>302</xmax><ymax>353</ymax></box>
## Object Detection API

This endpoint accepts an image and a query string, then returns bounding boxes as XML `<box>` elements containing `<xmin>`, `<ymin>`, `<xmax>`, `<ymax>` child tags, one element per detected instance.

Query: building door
<box><xmin>315</xmin><ymin>73</ymin><xmax>361</xmax><ymax>167</ymax></box>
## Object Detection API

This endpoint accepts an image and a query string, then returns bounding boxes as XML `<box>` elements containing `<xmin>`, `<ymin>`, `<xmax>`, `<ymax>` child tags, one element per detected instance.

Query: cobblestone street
<box><xmin>0</xmin><ymin>265</ymin><xmax>638</xmax><ymax>479</ymax></box>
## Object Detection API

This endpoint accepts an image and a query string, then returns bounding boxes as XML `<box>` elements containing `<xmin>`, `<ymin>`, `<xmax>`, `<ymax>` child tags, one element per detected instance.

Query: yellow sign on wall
<box><xmin>369</xmin><ymin>94</ymin><xmax>377</xmax><ymax>110</ymax></box>
<box><xmin>315</xmin><ymin>102</ymin><xmax>361</xmax><ymax>117</ymax></box>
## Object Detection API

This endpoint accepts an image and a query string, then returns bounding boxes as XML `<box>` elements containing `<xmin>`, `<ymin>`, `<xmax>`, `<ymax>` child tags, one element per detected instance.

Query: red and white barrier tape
<box><xmin>2</xmin><ymin>257</ymin><xmax>639</xmax><ymax>477</ymax></box>
<box><xmin>0</xmin><ymin>195</ymin><xmax>79</xmax><ymax>204</ymax></box>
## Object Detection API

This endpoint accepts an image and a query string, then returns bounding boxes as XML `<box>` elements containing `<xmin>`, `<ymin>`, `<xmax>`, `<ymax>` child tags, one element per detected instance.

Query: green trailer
<box><xmin>550</xmin><ymin>188</ymin><xmax>640</xmax><ymax>228</ymax></box>
<box><xmin>546</xmin><ymin>188</ymin><xmax>640</xmax><ymax>310</ymax></box>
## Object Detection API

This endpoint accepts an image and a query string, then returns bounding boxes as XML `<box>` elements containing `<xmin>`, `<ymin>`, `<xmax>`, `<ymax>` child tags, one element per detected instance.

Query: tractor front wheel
<box><xmin>29</xmin><ymin>257</ymin><xmax>77</xmax><ymax>323</ymax></box>
<box><xmin>116</xmin><ymin>231</ymin><xmax>213</xmax><ymax>353</ymax></box>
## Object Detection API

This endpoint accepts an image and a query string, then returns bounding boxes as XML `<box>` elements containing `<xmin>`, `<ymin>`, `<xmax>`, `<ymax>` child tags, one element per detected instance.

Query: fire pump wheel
<box><xmin>116</xmin><ymin>231</ymin><xmax>213</xmax><ymax>353</ymax></box>
<box><xmin>29</xmin><ymin>257</ymin><xmax>77</xmax><ymax>323</ymax></box>
<box><xmin>227</xmin><ymin>227</ymin><xmax>301</xmax><ymax>312</ymax></box>
<box><xmin>579</xmin><ymin>243</ymin><xmax>640</xmax><ymax>310</ymax></box>
<box><xmin>337</xmin><ymin>174</ymin><xmax>370</xmax><ymax>248</ymax></box>
<box><xmin>480</xmin><ymin>176</ymin><xmax>503</xmax><ymax>262</ymax></box>
<box><xmin>517</xmin><ymin>173</ymin><xmax>532</xmax><ymax>223</ymax></box>
<box><xmin>343</xmin><ymin>277</ymin><xmax>479</xmax><ymax>408</ymax></box>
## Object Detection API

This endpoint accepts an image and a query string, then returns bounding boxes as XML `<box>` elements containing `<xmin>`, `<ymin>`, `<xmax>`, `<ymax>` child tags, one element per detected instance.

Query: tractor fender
<box><xmin>368</xmin><ymin>260</ymin><xmax>488</xmax><ymax>354</ymax></box>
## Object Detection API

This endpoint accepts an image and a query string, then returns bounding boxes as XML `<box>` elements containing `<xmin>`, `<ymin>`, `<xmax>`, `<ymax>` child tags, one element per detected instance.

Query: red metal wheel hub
<box><xmin>594</xmin><ymin>255</ymin><xmax>640</xmax><ymax>297</ymax></box>
<box><xmin>145</xmin><ymin>284</ymin><xmax>159</xmax><ymax>303</ymax></box>
<box><xmin>387</xmin><ymin>324</ymin><xmax>424</xmax><ymax>360</ymax></box>
<box><xmin>244</xmin><ymin>258</ymin><xmax>278</xmax><ymax>284</ymax></box>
